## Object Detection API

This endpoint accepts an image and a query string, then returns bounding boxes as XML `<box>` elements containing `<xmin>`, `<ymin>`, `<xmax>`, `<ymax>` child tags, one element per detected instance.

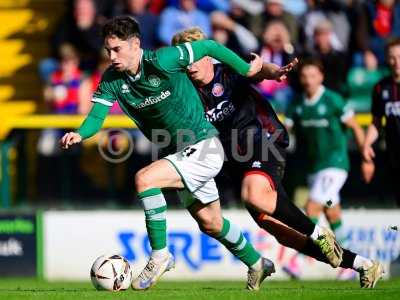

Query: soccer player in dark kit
<box><xmin>172</xmin><ymin>27</ymin><xmax>383</xmax><ymax>288</ymax></box>
<box><xmin>363</xmin><ymin>38</ymin><xmax>400</xmax><ymax>207</ymax></box>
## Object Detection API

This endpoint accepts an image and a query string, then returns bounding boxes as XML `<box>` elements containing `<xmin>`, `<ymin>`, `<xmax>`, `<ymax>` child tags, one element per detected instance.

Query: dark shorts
<box><xmin>218</xmin><ymin>136</ymin><xmax>287</xmax><ymax>193</ymax></box>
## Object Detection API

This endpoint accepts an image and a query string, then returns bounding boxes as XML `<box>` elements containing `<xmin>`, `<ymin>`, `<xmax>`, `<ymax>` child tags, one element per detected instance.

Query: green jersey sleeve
<box><xmin>330</xmin><ymin>91</ymin><xmax>354</xmax><ymax>122</ymax></box>
<box><xmin>91</xmin><ymin>69</ymin><xmax>117</xmax><ymax>107</ymax></box>
<box><xmin>156</xmin><ymin>40</ymin><xmax>251</xmax><ymax>76</ymax></box>
<box><xmin>77</xmin><ymin>102</ymin><xmax>110</xmax><ymax>139</ymax></box>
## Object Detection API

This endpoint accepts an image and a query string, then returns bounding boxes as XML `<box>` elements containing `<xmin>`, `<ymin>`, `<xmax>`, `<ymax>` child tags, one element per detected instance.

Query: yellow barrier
<box><xmin>0</xmin><ymin>113</ymin><xmax>373</xmax><ymax>141</ymax></box>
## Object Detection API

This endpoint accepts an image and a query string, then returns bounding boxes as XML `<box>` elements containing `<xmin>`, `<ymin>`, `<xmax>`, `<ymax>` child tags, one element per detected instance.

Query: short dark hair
<box><xmin>102</xmin><ymin>16</ymin><xmax>141</xmax><ymax>40</ymax></box>
<box><xmin>385</xmin><ymin>37</ymin><xmax>400</xmax><ymax>57</ymax></box>
<box><xmin>298</xmin><ymin>57</ymin><xmax>324</xmax><ymax>74</ymax></box>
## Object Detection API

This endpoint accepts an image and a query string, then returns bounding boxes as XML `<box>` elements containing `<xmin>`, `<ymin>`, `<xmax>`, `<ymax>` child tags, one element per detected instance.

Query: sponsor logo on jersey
<box><xmin>252</xmin><ymin>161</ymin><xmax>262</xmax><ymax>168</ymax></box>
<box><xmin>148</xmin><ymin>75</ymin><xmax>161</xmax><ymax>87</ymax></box>
<box><xmin>205</xmin><ymin>100</ymin><xmax>235</xmax><ymax>122</ymax></box>
<box><xmin>134</xmin><ymin>90</ymin><xmax>171</xmax><ymax>109</ymax></box>
<box><xmin>385</xmin><ymin>102</ymin><xmax>400</xmax><ymax>117</ymax></box>
<box><xmin>382</xmin><ymin>89</ymin><xmax>390</xmax><ymax>101</ymax></box>
<box><xmin>212</xmin><ymin>83</ymin><xmax>224</xmax><ymax>97</ymax></box>
<box><xmin>300</xmin><ymin>119</ymin><xmax>329</xmax><ymax>128</ymax></box>
<box><xmin>121</xmin><ymin>84</ymin><xmax>130</xmax><ymax>94</ymax></box>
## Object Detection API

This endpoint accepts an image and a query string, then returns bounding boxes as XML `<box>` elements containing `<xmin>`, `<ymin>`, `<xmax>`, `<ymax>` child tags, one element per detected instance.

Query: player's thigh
<box><xmin>241</xmin><ymin>173</ymin><xmax>277</xmax><ymax>212</ymax></box>
<box><xmin>308</xmin><ymin>168</ymin><xmax>348</xmax><ymax>206</ymax></box>
<box><xmin>135</xmin><ymin>159</ymin><xmax>184</xmax><ymax>192</ymax></box>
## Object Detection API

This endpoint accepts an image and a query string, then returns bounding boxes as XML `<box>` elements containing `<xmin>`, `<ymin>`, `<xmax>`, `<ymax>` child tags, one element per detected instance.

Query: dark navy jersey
<box><xmin>372</xmin><ymin>76</ymin><xmax>400</xmax><ymax>164</ymax></box>
<box><xmin>197</xmin><ymin>64</ymin><xmax>289</xmax><ymax>155</ymax></box>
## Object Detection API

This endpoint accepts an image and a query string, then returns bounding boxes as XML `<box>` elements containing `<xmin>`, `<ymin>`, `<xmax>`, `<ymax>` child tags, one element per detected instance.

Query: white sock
<box><xmin>353</xmin><ymin>255</ymin><xmax>373</xmax><ymax>271</ymax></box>
<box><xmin>250</xmin><ymin>258</ymin><xmax>262</xmax><ymax>271</ymax></box>
<box><xmin>310</xmin><ymin>224</ymin><xmax>323</xmax><ymax>241</ymax></box>
<box><xmin>151</xmin><ymin>247</ymin><xmax>169</xmax><ymax>259</ymax></box>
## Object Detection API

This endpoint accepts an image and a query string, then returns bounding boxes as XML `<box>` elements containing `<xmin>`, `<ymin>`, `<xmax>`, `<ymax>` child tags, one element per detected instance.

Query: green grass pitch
<box><xmin>0</xmin><ymin>278</ymin><xmax>399</xmax><ymax>300</ymax></box>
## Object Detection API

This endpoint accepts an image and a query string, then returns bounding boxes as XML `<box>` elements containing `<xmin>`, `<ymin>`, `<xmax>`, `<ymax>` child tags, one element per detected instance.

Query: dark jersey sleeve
<box><xmin>371</xmin><ymin>82</ymin><xmax>384</xmax><ymax>118</ymax></box>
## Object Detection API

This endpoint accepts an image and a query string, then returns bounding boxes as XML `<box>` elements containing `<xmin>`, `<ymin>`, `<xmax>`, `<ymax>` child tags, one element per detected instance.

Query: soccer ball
<box><xmin>90</xmin><ymin>254</ymin><xmax>133</xmax><ymax>291</ymax></box>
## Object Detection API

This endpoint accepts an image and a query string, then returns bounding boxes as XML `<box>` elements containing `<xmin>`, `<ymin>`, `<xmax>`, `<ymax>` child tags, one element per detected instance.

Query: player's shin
<box><xmin>215</xmin><ymin>218</ymin><xmax>262</xmax><ymax>269</ymax></box>
<box><xmin>138</xmin><ymin>188</ymin><xmax>168</xmax><ymax>257</ymax></box>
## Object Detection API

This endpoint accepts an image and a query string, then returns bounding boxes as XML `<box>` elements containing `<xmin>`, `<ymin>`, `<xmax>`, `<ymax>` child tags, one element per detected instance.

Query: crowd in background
<box><xmin>34</xmin><ymin>0</ymin><xmax>400</xmax><ymax>205</ymax></box>
<box><xmin>40</xmin><ymin>0</ymin><xmax>400</xmax><ymax>115</ymax></box>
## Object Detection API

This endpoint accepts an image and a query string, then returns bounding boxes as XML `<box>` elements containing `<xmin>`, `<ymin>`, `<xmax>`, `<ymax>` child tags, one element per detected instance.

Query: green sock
<box><xmin>138</xmin><ymin>188</ymin><xmax>167</xmax><ymax>251</ymax></box>
<box><xmin>310</xmin><ymin>216</ymin><xmax>319</xmax><ymax>224</ymax></box>
<box><xmin>215</xmin><ymin>218</ymin><xmax>261</xmax><ymax>267</ymax></box>
<box><xmin>330</xmin><ymin>219</ymin><xmax>342</xmax><ymax>231</ymax></box>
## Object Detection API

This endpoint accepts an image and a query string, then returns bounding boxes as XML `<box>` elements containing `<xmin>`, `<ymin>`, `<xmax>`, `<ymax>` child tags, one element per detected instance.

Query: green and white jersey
<box><xmin>286</xmin><ymin>86</ymin><xmax>354</xmax><ymax>173</ymax></box>
<box><xmin>93</xmin><ymin>42</ymin><xmax>218</xmax><ymax>154</ymax></box>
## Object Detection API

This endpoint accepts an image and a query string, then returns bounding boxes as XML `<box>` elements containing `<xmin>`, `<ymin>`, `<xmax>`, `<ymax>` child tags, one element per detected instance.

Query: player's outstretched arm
<box><xmin>60</xmin><ymin>102</ymin><xmax>110</xmax><ymax>149</ymax></box>
<box><xmin>251</xmin><ymin>58</ymin><xmax>299</xmax><ymax>82</ymax></box>
<box><xmin>191</xmin><ymin>40</ymin><xmax>263</xmax><ymax>77</ymax></box>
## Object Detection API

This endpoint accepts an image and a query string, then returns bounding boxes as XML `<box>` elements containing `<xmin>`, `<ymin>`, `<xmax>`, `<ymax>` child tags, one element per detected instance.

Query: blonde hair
<box><xmin>171</xmin><ymin>27</ymin><xmax>207</xmax><ymax>45</ymax></box>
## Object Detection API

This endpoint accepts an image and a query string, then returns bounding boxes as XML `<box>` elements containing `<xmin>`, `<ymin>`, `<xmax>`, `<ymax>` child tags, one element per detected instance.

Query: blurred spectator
<box><xmin>354</xmin><ymin>0</ymin><xmax>400</xmax><ymax>67</ymax></box>
<box><xmin>158</xmin><ymin>0</ymin><xmax>211</xmax><ymax>45</ymax></box>
<box><xmin>210</xmin><ymin>11</ymin><xmax>258</xmax><ymax>57</ymax></box>
<box><xmin>124</xmin><ymin>0</ymin><xmax>160</xmax><ymax>49</ymax></box>
<box><xmin>166</xmin><ymin>0</ymin><xmax>231</xmax><ymax>13</ymax></box>
<box><xmin>283</xmin><ymin>0</ymin><xmax>307</xmax><ymax>17</ymax></box>
<box><xmin>300</xmin><ymin>0</ymin><xmax>351</xmax><ymax>53</ymax></box>
<box><xmin>230</xmin><ymin>0</ymin><xmax>264</xmax><ymax>18</ymax></box>
<box><xmin>304</xmin><ymin>20</ymin><xmax>348</xmax><ymax>94</ymax></box>
<box><xmin>39</xmin><ymin>44</ymin><xmax>83</xmax><ymax>157</ymax></box>
<box><xmin>51</xmin><ymin>0</ymin><xmax>103</xmax><ymax>72</ymax></box>
<box><xmin>257</xmin><ymin>20</ymin><xmax>296</xmax><ymax>111</ymax></box>
<box><xmin>250</xmin><ymin>0</ymin><xmax>299</xmax><ymax>44</ymax></box>
<box><xmin>44</xmin><ymin>44</ymin><xmax>82</xmax><ymax>115</ymax></box>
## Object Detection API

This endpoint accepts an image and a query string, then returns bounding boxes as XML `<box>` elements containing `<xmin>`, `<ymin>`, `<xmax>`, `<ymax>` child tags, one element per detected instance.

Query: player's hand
<box><xmin>361</xmin><ymin>160</ymin><xmax>375</xmax><ymax>183</ymax></box>
<box><xmin>273</xmin><ymin>58</ymin><xmax>299</xmax><ymax>82</ymax></box>
<box><xmin>247</xmin><ymin>53</ymin><xmax>263</xmax><ymax>77</ymax></box>
<box><xmin>362</xmin><ymin>145</ymin><xmax>375</xmax><ymax>162</ymax></box>
<box><xmin>60</xmin><ymin>132</ymin><xmax>82</xmax><ymax>149</ymax></box>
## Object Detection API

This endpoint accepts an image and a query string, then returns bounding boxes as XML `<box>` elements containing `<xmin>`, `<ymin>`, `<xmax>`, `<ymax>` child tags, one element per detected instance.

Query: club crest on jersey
<box><xmin>148</xmin><ymin>75</ymin><xmax>161</xmax><ymax>87</ymax></box>
<box><xmin>121</xmin><ymin>84</ymin><xmax>130</xmax><ymax>94</ymax></box>
<box><xmin>212</xmin><ymin>83</ymin><xmax>224</xmax><ymax>97</ymax></box>
<box><xmin>317</xmin><ymin>104</ymin><xmax>326</xmax><ymax>115</ymax></box>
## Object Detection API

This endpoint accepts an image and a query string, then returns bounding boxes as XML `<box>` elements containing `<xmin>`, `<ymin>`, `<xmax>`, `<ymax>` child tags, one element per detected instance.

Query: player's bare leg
<box><xmin>242</xmin><ymin>175</ymin><xmax>342</xmax><ymax>267</ymax></box>
<box><xmin>250</xmin><ymin>214</ymin><xmax>383</xmax><ymax>287</ymax></box>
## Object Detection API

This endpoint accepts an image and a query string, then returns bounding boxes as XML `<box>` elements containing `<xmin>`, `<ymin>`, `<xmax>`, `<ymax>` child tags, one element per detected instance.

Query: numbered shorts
<box><xmin>307</xmin><ymin>168</ymin><xmax>348</xmax><ymax>206</ymax></box>
<box><xmin>164</xmin><ymin>136</ymin><xmax>225</xmax><ymax>208</ymax></box>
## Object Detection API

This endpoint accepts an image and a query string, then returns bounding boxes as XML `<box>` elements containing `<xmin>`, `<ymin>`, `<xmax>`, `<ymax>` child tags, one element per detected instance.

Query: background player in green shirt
<box><xmin>60</xmin><ymin>16</ymin><xmax>273</xmax><ymax>291</ymax></box>
<box><xmin>285</xmin><ymin>59</ymin><xmax>366</xmax><ymax>247</ymax></box>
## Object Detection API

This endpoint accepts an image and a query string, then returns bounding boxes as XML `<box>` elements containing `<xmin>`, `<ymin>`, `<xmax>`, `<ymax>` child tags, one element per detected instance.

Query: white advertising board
<box><xmin>43</xmin><ymin>209</ymin><xmax>400</xmax><ymax>280</ymax></box>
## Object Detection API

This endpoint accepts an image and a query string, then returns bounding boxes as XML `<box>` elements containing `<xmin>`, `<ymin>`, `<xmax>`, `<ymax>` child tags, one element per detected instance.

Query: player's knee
<box><xmin>197</xmin><ymin>215</ymin><xmax>222</xmax><ymax>236</ymax></box>
<box><xmin>135</xmin><ymin>169</ymin><xmax>154</xmax><ymax>192</ymax></box>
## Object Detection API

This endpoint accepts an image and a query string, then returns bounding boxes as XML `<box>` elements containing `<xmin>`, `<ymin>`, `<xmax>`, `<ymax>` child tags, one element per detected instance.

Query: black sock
<box><xmin>301</xmin><ymin>238</ymin><xmax>328</xmax><ymax>263</ymax></box>
<box><xmin>300</xmin><ymin>238</ymin><xmax>356</xmax><ymax>269</ymax></box>
<box><xmin>271</xmin><ymin>184</ymin><xmax>315</xmax><ymax>236</ymax></box>
<box><xmin>341</xmin><ymin>248</ymin><xmax>357</xmax><ymax>269</ymax></box>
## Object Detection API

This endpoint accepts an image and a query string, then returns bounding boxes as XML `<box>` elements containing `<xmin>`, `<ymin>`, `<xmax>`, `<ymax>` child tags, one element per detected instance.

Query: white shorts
<box><xmin>308</xmin><ymin>168</ymin><xmax>348</xmax><ymax>206</ymax></box>
<box><xmin>164</xmin><ymin>136</ymin><xmax>225</xmax><ymax>208</ymax></box>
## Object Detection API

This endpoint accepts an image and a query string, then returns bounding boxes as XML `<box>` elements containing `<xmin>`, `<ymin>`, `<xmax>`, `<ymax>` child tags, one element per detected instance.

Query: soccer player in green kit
<box><xmin>60</xmin><ymin>16</ymin><xmax>275</xmax><ymax>291</ymax></box>
<box><xmin>285</xmin><ymin>59</ymin><xmax>368</xmax><ymax>248</ymax></box>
